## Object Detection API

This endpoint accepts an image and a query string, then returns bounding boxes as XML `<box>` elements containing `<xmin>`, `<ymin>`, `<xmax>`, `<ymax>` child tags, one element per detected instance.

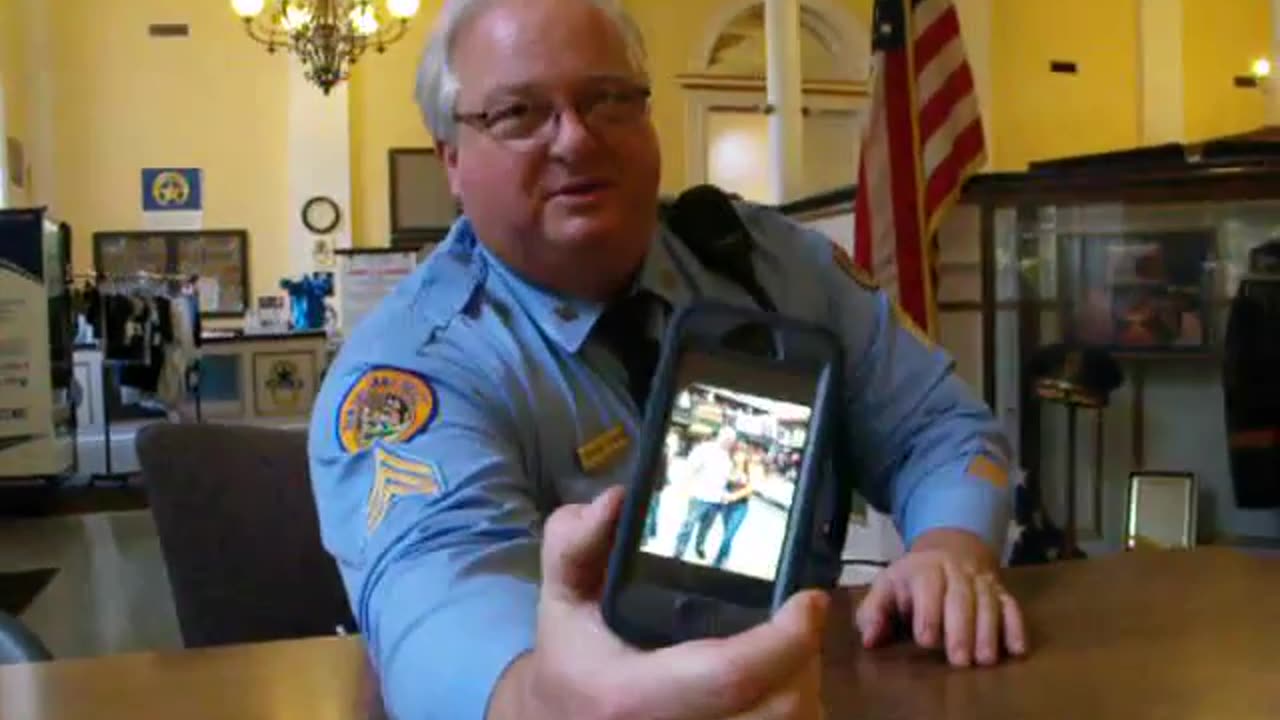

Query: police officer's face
<box><xmin>441</xmin><ymin>0</ymin><xmax>661</xmax><ymax>301</ymax></box>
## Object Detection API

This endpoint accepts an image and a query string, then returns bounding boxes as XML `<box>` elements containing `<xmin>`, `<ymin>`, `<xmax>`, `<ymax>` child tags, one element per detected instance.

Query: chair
<box><xmin>0</xmin><ymin>611</ymin><xmax>52</xmax><ymax>665</ymax></box>
<box><xmin>136</xmin><ymin>423</ymin><xmax>356</xmax><ymax>648</ymax></box>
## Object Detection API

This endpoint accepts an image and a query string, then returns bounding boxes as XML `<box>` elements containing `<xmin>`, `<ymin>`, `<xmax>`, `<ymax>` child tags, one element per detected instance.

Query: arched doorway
<box><xmin>681</xmin><ymin>0</ymin><xmax>870</xmax><ymax>203</ymax></box>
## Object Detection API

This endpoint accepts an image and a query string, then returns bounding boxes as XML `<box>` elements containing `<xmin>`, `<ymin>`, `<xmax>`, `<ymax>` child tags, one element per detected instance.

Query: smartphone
<box><xmin>602</xmin><ymin>301</ymin><xmax>845</xmax><ymax>648</ymax></box>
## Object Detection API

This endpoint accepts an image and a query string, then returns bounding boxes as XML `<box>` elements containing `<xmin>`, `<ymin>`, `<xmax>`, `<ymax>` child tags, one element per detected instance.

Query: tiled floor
<box><xmin>0</xmin><ymin>511</ymin><xmax>181</xmax><ymax>660</ymax></box>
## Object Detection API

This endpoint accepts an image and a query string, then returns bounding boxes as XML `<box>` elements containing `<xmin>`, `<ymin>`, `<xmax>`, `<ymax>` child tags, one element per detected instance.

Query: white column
<box><xmin>1138</xmin><ymin>0</ymin><xmax>1185</xmax><ymax>145</ymax></box>
<box><xmin>1269</xmin><ymin>0</ymin><xmax>1280</xmax><ymax>125</ymax></box>
<box><xmin>286</xmin><ymin>54</ymin><xmax>353</xmax><ymax>279</ymax></box>
<box><xmin>765</xmin><ymin>0</ymin><xmax>805</xmax><ymax>204</ymax></box>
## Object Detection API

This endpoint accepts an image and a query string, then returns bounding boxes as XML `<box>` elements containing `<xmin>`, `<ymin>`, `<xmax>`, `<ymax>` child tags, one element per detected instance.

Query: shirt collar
<box><xmin>639</xmin><ymin>225</ymin><xmax>696</xmax><ymax>310</ymax></box>
<box><xmin>478</xmin><ymin>224</ymin><xmax>695</xmax><ymax>354</ymax></box>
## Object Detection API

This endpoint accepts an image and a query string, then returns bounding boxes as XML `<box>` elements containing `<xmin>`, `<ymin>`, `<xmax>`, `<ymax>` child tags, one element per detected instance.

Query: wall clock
<box><xmin>302</xmin><ymin>196</ymin><xmax>342</xmax><ymax>235</ymax></box>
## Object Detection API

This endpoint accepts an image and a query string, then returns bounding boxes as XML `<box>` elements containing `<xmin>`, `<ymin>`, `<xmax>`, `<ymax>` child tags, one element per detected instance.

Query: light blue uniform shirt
<box><xmin>308</xmin><ymin>203</ymin><xmax>1012</xmax><ymax>720</ymax></box>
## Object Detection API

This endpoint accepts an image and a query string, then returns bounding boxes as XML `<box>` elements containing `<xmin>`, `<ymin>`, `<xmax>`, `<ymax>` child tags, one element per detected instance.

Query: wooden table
<box><xmin>824</xmin><ymin>547</ymin><xmax>1280</xmax><ymax>719</ymax></box>
<box><xmin>1</xmin><ymin>548</ymin><xmax>1275</xmax><ymax>719</ymax></box>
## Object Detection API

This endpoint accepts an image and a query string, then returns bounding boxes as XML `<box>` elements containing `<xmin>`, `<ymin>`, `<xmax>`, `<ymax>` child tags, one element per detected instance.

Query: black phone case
<box><xmin>601</xmin><ymin>300</ymin><xmax>845</xmax><ymax>648</ymax></box>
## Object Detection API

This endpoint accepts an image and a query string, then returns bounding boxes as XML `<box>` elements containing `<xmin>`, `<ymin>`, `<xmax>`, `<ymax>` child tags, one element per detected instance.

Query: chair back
<box><xmin>137</xmin><ymin>423</ymin><xmax>355</xmax><ymax>648</ymax></box>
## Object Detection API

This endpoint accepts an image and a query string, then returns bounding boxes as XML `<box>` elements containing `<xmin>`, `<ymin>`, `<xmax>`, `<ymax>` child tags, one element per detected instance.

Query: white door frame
<box><xmin>682</xmin><ymin>83</ymin><xmax>868</xmax><ymax>191</ymax></box>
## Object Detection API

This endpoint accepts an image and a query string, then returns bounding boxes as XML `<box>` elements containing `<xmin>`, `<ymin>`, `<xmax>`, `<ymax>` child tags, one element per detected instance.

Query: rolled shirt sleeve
<box><xmin>821</xmin><ymin>243</ymin><xmax>1012</xmax><ymax>552</ymax></box>
<box><xmin>309</xmin><ymin>343</ymin><xmax>540</xmax><ymax>720</ymax></box>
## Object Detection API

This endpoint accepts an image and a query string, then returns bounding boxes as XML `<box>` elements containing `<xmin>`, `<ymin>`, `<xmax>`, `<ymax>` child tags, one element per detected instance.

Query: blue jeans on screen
<box><xmin>714</xmin><ymin>499</ymin><xmax>750</xmax><ymax>568</ymax></box>
<box><xmin>674</xmin><ymin>499</ymin><xmax>720</xmax><ymax>559</ymax></box>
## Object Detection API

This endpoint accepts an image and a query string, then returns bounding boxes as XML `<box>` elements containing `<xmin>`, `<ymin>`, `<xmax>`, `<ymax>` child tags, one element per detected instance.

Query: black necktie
<box><xmin>594</xmin><ymin>290</ymin><xmax>670</xmax><ymax>409</ymax></box>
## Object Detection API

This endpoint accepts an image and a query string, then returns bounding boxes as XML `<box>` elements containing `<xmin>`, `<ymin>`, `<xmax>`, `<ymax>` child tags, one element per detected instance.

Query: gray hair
<box><xmin>414</xmin><ymin>0</ymin><xmax>649</xmax><ymax>143</ymax></box>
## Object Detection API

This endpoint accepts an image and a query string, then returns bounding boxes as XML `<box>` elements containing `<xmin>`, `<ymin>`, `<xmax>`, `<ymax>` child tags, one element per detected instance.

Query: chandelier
<box><xmin>231</xmin><ymin>0</ymin><xmax>421</xmax><ymax>94</ymax></box>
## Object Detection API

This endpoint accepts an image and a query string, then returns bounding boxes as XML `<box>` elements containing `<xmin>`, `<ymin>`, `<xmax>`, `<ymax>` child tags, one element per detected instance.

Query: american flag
<box><xmin>853</xmin><ymin>0</ymin><xmax>986</xmax><ymax>338</ymax></box>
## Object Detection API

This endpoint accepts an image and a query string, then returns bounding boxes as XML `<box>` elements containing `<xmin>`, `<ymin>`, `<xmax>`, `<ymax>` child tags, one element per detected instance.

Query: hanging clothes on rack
<box><xmin>83</xmin><ymin>274</ymin><xmax>201</xmax><ymax>417</ymax></box>
<box><xmin>75</xmin><ymin>272</ymin><xmax>203</xmax><ymax>484</ymax></box>
<box><xmin>156</xmin><ymin>287</ymin><xmax>201</xmax><ymax>409</ymax></box>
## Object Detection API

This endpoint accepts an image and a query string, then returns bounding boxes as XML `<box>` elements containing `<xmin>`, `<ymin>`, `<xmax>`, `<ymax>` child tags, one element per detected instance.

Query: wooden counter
<box><xmin>2</xmin><ymin>548</ymin><xmax>1275</xmax><ymax>719</ymax></box>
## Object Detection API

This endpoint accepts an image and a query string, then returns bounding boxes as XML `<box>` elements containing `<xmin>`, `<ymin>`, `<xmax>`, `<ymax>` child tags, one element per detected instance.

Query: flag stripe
<box><xmin>865</xmin><ymin>62</ymin><xmax>901</xmax><ymax>294</ymax></box>
<box><xmin>854</xmin><ymin>0</ymin><xmax>983</xmax><ymax>340</ymax></box>
<box><xmin>886</xmin><ymin>53</ymin><xmax>927</xmax><ymax>327</ymax></box>
<box><xmin>914</xmin><ymin>4</ymin><xmax>962</xmax><ymax>70</ymax></box>
<box><xmin>925</xmin><ymin>119</ymin><xmax>985</xmax><ymax>229</ymax></box>
<box><xmin>854</xmin><ymin>156</ymin><xmax>871</xmax><ymax>270</ymax></box>
<box><xmin>922</xmin><ymin>89</ymin><xmax>980</xmax><ymax>176</ymax></box>
<box><xmin>916</xmin><ymin>35</ymin><xmax>964</xmax><ymax>104</ymax></box>
<box><xmin>913</xmin><ymin>0</ymin><xmax>949</xmax><ymax>36</ymax></box>
<box><xmin>869</xmin><ymin>132</ymin><xmax>899</xmax><ymax>293</ymax></box>
<box><xmin>919</xmin><ymin>62</ymin><xmax>975</xmax><ymax>152</ymax></box>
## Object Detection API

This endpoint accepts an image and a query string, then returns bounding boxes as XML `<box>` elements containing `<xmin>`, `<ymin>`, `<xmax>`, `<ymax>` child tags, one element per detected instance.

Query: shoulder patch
<box><xmin>368</xmin><ymin>446</ymin><xmax>443</xmax><ymax>533</ymax></box>
<box><xmin>338</xmin><ymin>367</ymin><xmax>438</xmax><ymax>453</ymax></box>
<box><xmin>967</xmin><ymin>454</ymin><xmax>1009</xmax><ymax>489</ymax></box>
<box><xmin>832</xmin><ymin>244</ymin><xmax>879</xmax><ymax>291</ymax></box>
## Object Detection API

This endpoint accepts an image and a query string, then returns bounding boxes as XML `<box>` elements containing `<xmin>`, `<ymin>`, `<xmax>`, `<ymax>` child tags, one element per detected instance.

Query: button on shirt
<box><xmin>308</xmin><ymin>203</ymin><xmax>1013</xmax><ymax>720</ymax></box>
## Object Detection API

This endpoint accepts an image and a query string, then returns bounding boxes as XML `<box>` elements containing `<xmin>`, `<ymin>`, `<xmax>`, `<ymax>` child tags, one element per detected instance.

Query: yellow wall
<box><xmin>47</xmin><ymin>0</ymin><xmax>290</xmax><ymax>298</ymax></box>
<box><xmin>0</xmin><ymin>0</ymin><xmax>29</xmax><ymax>205</ymax></box>
<box><xmin>624</xmin><ymin>0</ymin><xmax>713</xmax><ymax>195</ymax></box>
<box><xmin>342</xmin><ymin>0</ymin><xmax>877</xmax><ymax>225</ymax></box>
<box><xmin>1182</xmin><ymin>0</ymin><xmax>1270</xmax><ymax>143</ymax></box>
<box><xmin>348</xmin><ymin>4</ymin><xmax>438</xmax><ymax>248</ymax></box>
<box><xmin>12</xmin><ymin>0</ymin><xmax>1278</xmax><ymax>274</ymax></box>
<box><xmin>991</xmin><ymin>0</ymin><xmax>1140</xmax><ymax>171</ymax></box>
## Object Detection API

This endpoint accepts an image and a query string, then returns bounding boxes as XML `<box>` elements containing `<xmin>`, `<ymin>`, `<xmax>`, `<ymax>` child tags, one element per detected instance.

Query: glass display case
<box><xmin>93</xmin><ymin>229</ymin><xmax>249</xmax><ymax>317</ymax></box>
<box><xmin>965</xmin><ymin>135</ymin><xmax>1280</xmax><ymax>552</ymax></box>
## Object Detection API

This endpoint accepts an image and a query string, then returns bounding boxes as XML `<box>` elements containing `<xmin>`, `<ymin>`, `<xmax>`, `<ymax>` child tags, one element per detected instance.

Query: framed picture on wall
<box><xmin>1061</xmin><ymin>231</ymin><xmax>1215</xmax><ymax>354</ymax></box>
<box><xmin>388</xmin><ymin>148</ymin><xmax>459</xmax><ymax>245</ymax></box>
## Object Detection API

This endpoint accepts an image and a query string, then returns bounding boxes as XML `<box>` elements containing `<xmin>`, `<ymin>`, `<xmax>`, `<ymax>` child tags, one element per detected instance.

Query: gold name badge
<box><xmin>577</xmin><ymin>424</ymin><xmax>631</xmax><ymax>474</ymax></box>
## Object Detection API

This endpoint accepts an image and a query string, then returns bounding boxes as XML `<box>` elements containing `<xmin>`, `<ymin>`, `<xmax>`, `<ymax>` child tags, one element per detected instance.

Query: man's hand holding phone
<box><xmin>488</xmin><ymin>487</ymin><xmax>829</xmax><ymax>720</ymax></box>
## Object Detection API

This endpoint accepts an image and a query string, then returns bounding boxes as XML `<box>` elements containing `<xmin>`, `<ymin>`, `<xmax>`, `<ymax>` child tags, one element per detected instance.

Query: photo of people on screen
<box><xmin>640</xmin><ymin>383</ymin><xmax>811</xmax><ymax>582</ymax></box>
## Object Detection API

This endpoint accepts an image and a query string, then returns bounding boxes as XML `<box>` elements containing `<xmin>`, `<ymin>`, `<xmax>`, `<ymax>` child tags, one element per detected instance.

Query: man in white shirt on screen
<box><xmin>673</xmin><ymin>425</ymin><xmax>737</xmax><ymax>560</ymax></box>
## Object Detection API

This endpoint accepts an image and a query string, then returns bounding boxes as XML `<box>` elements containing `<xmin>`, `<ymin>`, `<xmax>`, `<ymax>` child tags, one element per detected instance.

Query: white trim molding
<box><xmin>691</xmin><ymin>0</ymin><xmax>871</xmax><ymax>81</ymax></box>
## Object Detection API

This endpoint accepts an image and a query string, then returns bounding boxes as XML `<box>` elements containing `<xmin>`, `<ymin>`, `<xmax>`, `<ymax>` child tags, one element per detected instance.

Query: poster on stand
<box><xmin>337</xmin><ymin>250</ymin><xmax>419</xmax><ymax>336</ymax></box>
<box><xmin>0</xmin><ymin>213</ymin><xmax>48</xmax><ymax>444</ymax></box>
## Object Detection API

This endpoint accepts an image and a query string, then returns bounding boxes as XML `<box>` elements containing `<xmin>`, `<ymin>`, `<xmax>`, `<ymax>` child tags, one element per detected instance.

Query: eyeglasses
<box><xmin>453</xmin><ymin>83</ymin><xmax>652</xmax><ymax>146</ymax></box>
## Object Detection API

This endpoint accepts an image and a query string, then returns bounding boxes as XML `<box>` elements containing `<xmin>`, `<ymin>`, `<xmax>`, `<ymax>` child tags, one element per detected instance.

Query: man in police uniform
<box><xmin>308</xmin><ymin>0</ymin><xmax>1028</xmax><ymax>718</ymax></box>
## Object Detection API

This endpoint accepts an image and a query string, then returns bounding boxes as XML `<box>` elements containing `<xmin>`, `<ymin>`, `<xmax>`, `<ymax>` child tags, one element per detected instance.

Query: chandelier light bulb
<box><xmin>231</xmin><ymin>0</ymin><xmax>266</xmax><ymax>17</ymax></box>
<box><xmin>350</xmin><ymin>4</ymin><xmax>380</xmax><ymax>35</ymax></box>
<box><xmin>236</xmin><ymin>0</ymin><xmax>417</xmax><ymax>93</ymax></box>
<box><xmin>386</xmin><ymin>0</ymin><xmax>420</xmax><ymax>19</ymax></box>
<box><xmin>1253</xmin><ymin>57</ymin><xmax>1273</xmax><ymax>80</ymax></box>
<box><xmin>282</xmin><ymin>3</ymin><xmax>314</xmax><ymax>31</ymax></box>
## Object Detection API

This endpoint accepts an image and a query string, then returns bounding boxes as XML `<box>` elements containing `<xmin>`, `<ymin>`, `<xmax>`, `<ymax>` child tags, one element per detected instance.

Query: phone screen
<box><xmin>638</xmin><ymin>352</ymin><xmax>816</xmax><ymax>583</ymax></box>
